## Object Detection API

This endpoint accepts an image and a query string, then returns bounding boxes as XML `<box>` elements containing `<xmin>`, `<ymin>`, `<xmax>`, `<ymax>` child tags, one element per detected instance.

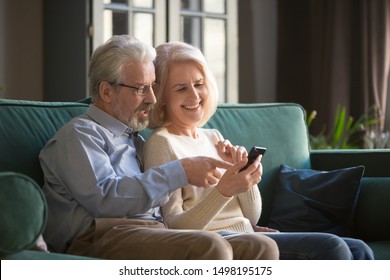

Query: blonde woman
<box><xmin>144</xmin><ymin>41</ymin><xmax>374</xmax><ymax>260</ymax></box>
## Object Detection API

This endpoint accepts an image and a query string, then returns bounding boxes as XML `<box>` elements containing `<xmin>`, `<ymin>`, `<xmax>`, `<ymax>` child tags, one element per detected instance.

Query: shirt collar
<box><xmin>87</xmin><ymin>104</ymin><xmax>136</xmax><ymax>137</ymax></box>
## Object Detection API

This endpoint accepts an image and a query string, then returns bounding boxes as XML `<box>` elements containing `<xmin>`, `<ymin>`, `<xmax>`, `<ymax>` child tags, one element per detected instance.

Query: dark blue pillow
<box><xmin>268</xmin><ymin>164</ymin><xmax>364</xmax><ymax>237</ymax></box>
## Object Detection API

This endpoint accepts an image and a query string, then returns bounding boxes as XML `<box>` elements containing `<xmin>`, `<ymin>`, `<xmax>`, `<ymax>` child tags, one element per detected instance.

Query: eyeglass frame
<box><xmin>111</xmin><ymin>82</ymin><xmax>157</xmax><ymax>96</ymax></box>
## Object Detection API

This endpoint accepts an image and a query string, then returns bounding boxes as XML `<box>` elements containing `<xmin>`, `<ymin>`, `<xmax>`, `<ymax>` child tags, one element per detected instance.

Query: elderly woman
<box><xmin>144</xmin><ymin>41</ymin><xmax>373</xmax><ymax>260</ymax></box>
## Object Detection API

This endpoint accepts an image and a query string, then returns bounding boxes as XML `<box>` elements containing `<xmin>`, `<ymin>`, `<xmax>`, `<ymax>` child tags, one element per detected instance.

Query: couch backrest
<box><xmin>0</xmin><ymin>99</ymin><xmax>89</xmax><ymax>186</ymax></box>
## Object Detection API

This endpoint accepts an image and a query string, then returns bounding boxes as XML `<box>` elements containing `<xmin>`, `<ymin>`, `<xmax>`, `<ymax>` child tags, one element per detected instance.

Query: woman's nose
<box><xmin>189</xmin><ymin>85</ymin><xmax>200</xmax><ymax>98</ymax></box>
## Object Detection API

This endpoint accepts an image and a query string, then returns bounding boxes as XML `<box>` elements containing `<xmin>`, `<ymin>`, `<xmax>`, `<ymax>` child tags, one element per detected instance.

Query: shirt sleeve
<box><xmin>39</xmin><ymin>122</ymin><xmax>187</xmax><ymax>218</ymax></box>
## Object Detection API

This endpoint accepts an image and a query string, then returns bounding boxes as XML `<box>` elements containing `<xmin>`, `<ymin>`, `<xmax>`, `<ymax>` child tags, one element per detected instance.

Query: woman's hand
<box><xmin>215</xmin><ymin>155</ymin><xmax>263</xmax><ymax>197</ymax></box>
<box><xmin>252</xmin><ymin>225</ymin><xmax>280</xmax><ymax>233</ymax></box>
<box><xmin>215</xmin><ymin>140</ymin><xmax>248</xmax><ymax>164</ymax></box>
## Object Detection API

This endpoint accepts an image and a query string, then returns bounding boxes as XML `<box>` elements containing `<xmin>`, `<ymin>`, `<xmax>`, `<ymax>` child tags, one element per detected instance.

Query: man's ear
<box><xmin>98</xmin><ymin>81</ymin><xmax>114</xmax><ymax>103</ymax></box>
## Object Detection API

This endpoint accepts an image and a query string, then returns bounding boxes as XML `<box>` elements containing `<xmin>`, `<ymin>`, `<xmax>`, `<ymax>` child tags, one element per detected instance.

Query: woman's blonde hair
<box><xmin>149</xmin><ymin>41</ymin><xmax>219</xmax><ymax>129</ymax></box>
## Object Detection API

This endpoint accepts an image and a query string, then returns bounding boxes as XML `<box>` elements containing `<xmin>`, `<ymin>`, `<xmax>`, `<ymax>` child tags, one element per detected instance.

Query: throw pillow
<box><xmin>267</xmin><ymin>164</ymin><xmax>364</xmax><ymax>237</ymax></box>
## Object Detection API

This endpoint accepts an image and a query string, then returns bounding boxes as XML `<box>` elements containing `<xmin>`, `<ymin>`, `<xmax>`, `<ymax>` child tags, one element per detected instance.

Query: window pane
<box><xmin>204</xmin><ymin>0</ymin><xmax>225</xmax><ymax>14</ymax></box>
<box><xmin>133</xmin><ymin>13</ymin><xmax>154</xmax><ymax>46</ymax></box>
<box><xmin>204</xmin><ymin>18</ymin><xmax>226</xmax><ymax>101</ymax></box>
<box><xmin>132</xmin><ymin>0</ymin><xmax>153</xmax><ymax>8</ymax></box>
<box><xmin>181</xmin><ymin>0</ymin><xmax>201</xmax><ymax>11</ymax></box>
<box><xmin>103</xmin><ymin>10</ymin><xmax>128</xmax><ymax>42</ymax></box>
<box><xmin>181</xmin><ymin>16</ymin><xmax>202</xmax><ymax>48</ymax></box>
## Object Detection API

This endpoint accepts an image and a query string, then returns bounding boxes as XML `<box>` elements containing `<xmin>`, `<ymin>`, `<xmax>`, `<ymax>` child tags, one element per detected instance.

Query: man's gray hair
<box><xmin>88</xmin><ymin>35</ymin><xmax>156</xmax><ymax>101</ymax></box>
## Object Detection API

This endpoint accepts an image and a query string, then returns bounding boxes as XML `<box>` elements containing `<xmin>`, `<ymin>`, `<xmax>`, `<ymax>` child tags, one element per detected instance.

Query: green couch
<box><xmin>1</xmin><ymin>99</ymin><xmax>389</xmax><ymax>259</ymax></box>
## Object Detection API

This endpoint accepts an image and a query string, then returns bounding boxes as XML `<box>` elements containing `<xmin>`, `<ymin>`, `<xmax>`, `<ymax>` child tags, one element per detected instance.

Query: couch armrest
<box><xmin>311</xmin><ymin>150</ymin><xmax>390</xmax><ymax>242</ymax></box>
<box><xmin>0</xmin><ymin>172</ymin><xmax>47</xmax><ymax>257</ymax></box>
<box><xmin>354</xmin><ymin>178</ymin><xmax>390</xmax><ymax>242</ymax></box>
<box><xmin>310</xmin><ymin>149</ymin><xmax>390</xmax><ymax>177</ymax></box>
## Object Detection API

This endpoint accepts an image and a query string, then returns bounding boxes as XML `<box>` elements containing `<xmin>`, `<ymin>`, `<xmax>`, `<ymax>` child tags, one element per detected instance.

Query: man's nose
<box><xmin>144</xmin><ymin>86</ymin><xmax>157</xmax><ymax>104</ymax></box>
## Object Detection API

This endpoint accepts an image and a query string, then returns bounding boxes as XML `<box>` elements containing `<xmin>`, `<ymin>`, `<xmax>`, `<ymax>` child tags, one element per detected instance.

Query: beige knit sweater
<box><xmin>144</xmin><ymin>127</ymin><xmax>262</xmax><ymax>233</ymax></box>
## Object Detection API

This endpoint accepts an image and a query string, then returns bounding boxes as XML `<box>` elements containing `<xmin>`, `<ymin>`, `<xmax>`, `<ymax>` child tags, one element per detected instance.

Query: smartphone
<box><xmin>239</xmin><ymin>146</ymin><xmax>267</xmax><ymax>172</ymax></box>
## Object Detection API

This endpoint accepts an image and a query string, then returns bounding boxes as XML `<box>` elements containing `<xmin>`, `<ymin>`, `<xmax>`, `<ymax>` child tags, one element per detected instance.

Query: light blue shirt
<box><xmin>39</xmin><ymin>105</ymin><xmax>187</xmax><ymax>252</ymax></box>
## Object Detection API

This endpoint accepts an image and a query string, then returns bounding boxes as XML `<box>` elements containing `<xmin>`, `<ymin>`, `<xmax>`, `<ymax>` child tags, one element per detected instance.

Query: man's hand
<box><xmin>180</xmin><ymin>156</ymin><xmax>233</xmax><ymax>188</ymax></box>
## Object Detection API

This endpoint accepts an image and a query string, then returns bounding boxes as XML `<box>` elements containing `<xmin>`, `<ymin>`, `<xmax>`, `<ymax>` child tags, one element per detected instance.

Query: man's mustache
<box><xmin>136</xmin><ymin>104</ymin><xmax>154</xmax><ymax>112</ymax></box>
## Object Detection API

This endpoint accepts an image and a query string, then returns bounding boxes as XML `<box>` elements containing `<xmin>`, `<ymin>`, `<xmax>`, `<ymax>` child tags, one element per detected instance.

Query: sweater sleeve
<box><xmin>162</xmin><ymin>187</ymin><xmax>232</xmax><ymax>230</ymax></box>
<box><xmin>237</xmin><ymin>185</ymin><xmax>262</xmax><ymax>226</ymax></box>
<box><xmin>144</xmin><ymin>133</ymin><xmax>177</xmax><ymax>170</ymax></box>
<box><xmin>144</xmin><ymin>130</ymin><xmax>233</xmax><ymax>230</ymax></box>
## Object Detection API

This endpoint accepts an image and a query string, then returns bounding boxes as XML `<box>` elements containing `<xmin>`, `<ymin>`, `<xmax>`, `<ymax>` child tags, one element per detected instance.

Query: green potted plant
<box><xmin>307</xmin><ymin>105</ymin><xmax>381</xmax><ymax>149</ymax></box>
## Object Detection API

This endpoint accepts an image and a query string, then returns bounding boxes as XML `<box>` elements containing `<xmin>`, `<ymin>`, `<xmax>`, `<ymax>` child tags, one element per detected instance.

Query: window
<box><xmin>93</xmin><ymin>0</ymin><xmax>166</xmax><ymax>47</ymax></box>
<box><xmin>93</xmin><ymin>0</ymin><xmax>237</xmax><ymax>103</ymax></box>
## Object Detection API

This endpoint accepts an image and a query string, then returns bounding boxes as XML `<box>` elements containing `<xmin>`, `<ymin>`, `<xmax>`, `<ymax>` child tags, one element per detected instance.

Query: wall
<box><xmin>0</xmin><ymin>0</ymin><xmax>43</xmax><ymax>100</ymax></box>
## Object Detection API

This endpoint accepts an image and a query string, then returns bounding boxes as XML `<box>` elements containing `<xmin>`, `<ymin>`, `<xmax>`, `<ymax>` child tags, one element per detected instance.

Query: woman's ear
<box><xmin>98</xmin><ymin>81</ymin><xmax>114</xmax><ymax>103</ymax></box>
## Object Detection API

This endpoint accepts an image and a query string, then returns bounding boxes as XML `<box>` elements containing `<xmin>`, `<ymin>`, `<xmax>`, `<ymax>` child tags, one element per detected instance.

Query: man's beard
<box><xmin>114</xmin><ymin>102</ymin><xmax>153</xmax><ymax>132</ymax></box>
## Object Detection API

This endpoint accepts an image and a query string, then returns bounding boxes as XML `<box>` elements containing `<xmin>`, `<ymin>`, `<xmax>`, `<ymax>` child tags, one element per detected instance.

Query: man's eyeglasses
<box><xmin>116</xmin><ymin>82</ymin><xmax>157</xmax><ymax>96</ymax></box>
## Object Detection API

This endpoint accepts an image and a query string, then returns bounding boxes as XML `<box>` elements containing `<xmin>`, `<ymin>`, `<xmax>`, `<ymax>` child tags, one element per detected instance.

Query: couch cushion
<box><xmin>0</xmin><ymin>99</ymin><xmax>89</xmax><ymax>186</ymax></box>
<box><xmin>268</xmin><ymin>164</ymin><xmax>364</xmax><ymax>236</ymax></box>
<box><xmin>0</xmin><ymin>172</ymin><xmax>47</xmax><ymax>257</ymax></box>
